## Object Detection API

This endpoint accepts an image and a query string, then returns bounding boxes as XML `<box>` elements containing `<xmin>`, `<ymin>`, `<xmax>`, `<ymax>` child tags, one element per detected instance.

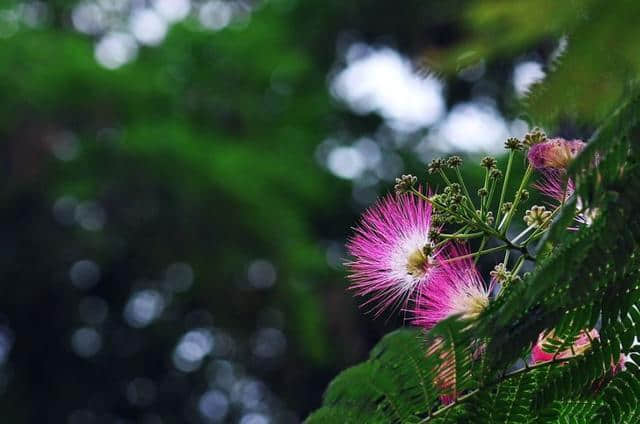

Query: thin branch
<box><xmin>419</xmin><ymin>354</ymin><xmax>582</xmax><ymax>423</ymax></box>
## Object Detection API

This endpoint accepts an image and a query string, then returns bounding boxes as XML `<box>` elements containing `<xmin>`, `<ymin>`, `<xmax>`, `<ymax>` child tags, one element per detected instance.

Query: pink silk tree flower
<box><xmin>592</xmin><ymin>353</ymin><xmax>627</xmax><ymax>392</ymax></box>
<box><xmin>533</xmin><ymin>171</ymin><xmax>597</xmax><ymax>226</ymax></box>
<box><xmin>528</xmin><ymin>138</ymin><xmax>598</xmax><ymax>225</ymax></box>
<box><xmin>533</xmin><ymin>169</ymin><xmax>576</xmax><ymax>205</ymax></box>
<box><xmin>413</xmin><ymin>244</ymin><xmax>493</xmax><ymax>330</ymax></box>
<box><xmin>428</xmin><ymin>337</ymin><xmax>458</xmax><ymax>405</ymax></box>
<box><xmin>531</xmin><ymin>329</ymin><xmax>599</xmax><ymax>364</ymax></box>
<box><xmin>346</xmin><ymin>192</ymin><xmax>438</xmax><ymax>315</ymax></box>
<box><xmin>528</xmin><ymin>138</ymin><xmax>586</xmax><ymax>170</ymax></box>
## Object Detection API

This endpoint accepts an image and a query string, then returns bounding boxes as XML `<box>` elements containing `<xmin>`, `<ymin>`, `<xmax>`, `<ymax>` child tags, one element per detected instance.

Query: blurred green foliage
<box><xmin>0</xmin><ymin>4</ymin><xmax>358</xmax><ymax>422</ymax></box>
<box><xmin>433</xmin><ymin>0</ymin><xmax>640</xmax><ymax>125</ymax></box>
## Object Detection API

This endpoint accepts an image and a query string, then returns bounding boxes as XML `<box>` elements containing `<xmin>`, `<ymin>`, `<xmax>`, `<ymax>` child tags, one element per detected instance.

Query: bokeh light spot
<box><xmin>247</xmin><ymin>259</ymin><xmax>277</xmax><ymax>289</ymax></box>
<box><xmin>252</xmin><ymin>328</ymin><xmax>286</xmax><ymax>359</ymax></box>
<box><xmin>239</xmin><ymin>413</ymin><xmax>270</xmax><ymax>424</ymax></box>
<box><xmin>331</xmin><ymin>44</ymin><xmax>445</xmax><ymax>132</ymax></box>
<box><xmin>152</xmin><ymin>0</ymin><xmax>191</xmax><ymax>23</ymax></box>
<box><xmin>130</xmin><ymin>8</ymin><xmax>167</xmax><ymax>46</ymax></box>
<box><xmin>164</xmin><ymin>262</ymin><xmax>194</xmax><ymax>293</ymax></box>
<box><xmin>70</xmin><ymin>259</ymin><xmax>101</xmax><ymax>290</ymax></box>
<box><xmin>123</xmin><ymin>289</ymin><xmax>165</xmax><ymax>328</ymax></box>
<box><xmin>71</xmin><ymin>327</ymin><xmax>102</xmax><ymax>358</ymax></box>
<box><xmin>513</xmin><ymin>61</ymin><xmax>545</xmax><ymax>96</ymax></box>
<box><xmin>199</xmin><ymin>1</ymin><xmax>233</xmax><ymax>31</ymax></box>
<box><xmin>198</xmin><ymin>389</ymin><xmax>229</xmax><ymax>422</ymax></box>
<box><xmin>172</xmin><ymin>328</ymin><xmax>214</xmax><ymax>372</ymax></box>
<box><xmin>326</xmin><ymin>146</ymin><xmax>366</xmax><ymax>180</ymax></box>
<box><xmin>95</xmin><ymin>32</ymin><xmax>138</xmax><ymax>69</ymax></box>
<box><xmin>75</xmin><ymin>201</ymin><xmax>106</xmax><ymax>231</ymax></box>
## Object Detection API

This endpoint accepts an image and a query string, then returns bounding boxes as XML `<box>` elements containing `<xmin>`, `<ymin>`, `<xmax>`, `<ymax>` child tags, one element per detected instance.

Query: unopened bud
<box><xmin>505</xmin><ymin>137</ymin><xmax>523</xmax><ymax>151</ymax></box>
<box><xmin>524</xmin><ymin>205</ymin><xmax>552</xmax><ymax>228</ymax></box>
<box><xmin>446</xmin><ymin>155</ymin><xmax>463</xmax><ymax>168</ymax></box>
<box><xmin>523</xmin><ymin>127</ymin><xmax>547</xmax><ymax>147</ymax></box>
<box><xmin>490</xmin><ymin>168</ymin><xmax>503</xmax><ymax>180</ymax></box>
<box><xmin>394</xmin><ymin>174</ymin><xmax>417</xmax><ymax>195</ymax></box>
<box><xmin>481</xmin><ymin>156</ymin><xmax>497</xmax><ymax>169</ymax></box>
<box><xmin>427</xmin><ymin>158</ymin><xmax>446</xmax><ymax>175</ymax></box>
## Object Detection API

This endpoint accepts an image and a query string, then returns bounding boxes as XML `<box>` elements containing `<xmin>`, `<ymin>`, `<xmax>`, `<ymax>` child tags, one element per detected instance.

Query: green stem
<box><xmin>512</xmin><ymin>255</ymin><xmax>526</xmax><ymax>275</ymax></box>
<box><xmin>474</xmin><ymin>236</ymin><xmax>487</xmax><ymax>265</ymax></box>
<box><xmin>480</xmin><ymin>168</ymin><xmax>489</xmax><ymax>214</ymax></box>
<box><xmin>485</xmin><ymin>177</ymin><xmax>497</xmax><ymax>214</ymax></box>
<box><xmin>495</xmin><ymin>151</ymin><xmax>515</xmax><ymax>226</ymax></box>
<box><xmin>454</xmin><ymin>167</ymin><xmax>475</xmax><ymax>211</ymax></box>
<box><xmin>411</xmin><ymin>189</ymin><xmax>479</xmax><ymax>230</ymax></box>
<box><xmin>442</xmin><ymin>244</ymin><xmax>508</xmax><ymax>263</ymax></box>
<box><xmin>438</xmin><ymin>169</ymin><xmax>453</xmax><ymax>186</ymax></box>
<box><xmin>440</xmin><ymin>232</ymin><xmax>484</xmax><ymax>239</ymax></box>
<box><xmin>500</xmin><ymin>165</ymin><xmax>533</xmax><ymax>236</ymax></box>
<box><xmin>410</xmin><ymin>191</ymin><xmax>532</xmax><ymax>262</ymax></box>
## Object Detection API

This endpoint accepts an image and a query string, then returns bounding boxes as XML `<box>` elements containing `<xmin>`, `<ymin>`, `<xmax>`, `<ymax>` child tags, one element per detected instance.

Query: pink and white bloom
<box><xmin>532</xmin><ymin>328</ymin><xmax>626</xmax><ymax>384</ymax></box>
<box><xmin>528</xmin><ymin>138</ymin><xmax>585</xmax><ymax>203</ymax></box>
<box><xmin>428</xmin><ymin>338</ymin><xmax>458</xmax><ymax>405</ymax></box>
<box><xmin>346</xmin><ymin>192</ymin><xmax>437</xmax><ymax>315</ymax></box>
<box><xmin>528</xmin><ymin>138</ymin><xmax>586</xmax><ymax>170</ymax></box>
<box><xmin>531</xmin><ymin>329</ymin><xmax>599</xmax><ymax>364</ymax></box>
<box><xmin>533</xmin><ymin>169</ymin><xmax>575</xmax><ymax>205</ymax></box>
<box><xmin>414</xmin><ymin>245</ymin><xmax>494</xmax><ymax>330</ymax></box>
<box><xmin>528</xmin><ymin>138</ymin><xmax>598</xmax><ymax>225</ymax></box>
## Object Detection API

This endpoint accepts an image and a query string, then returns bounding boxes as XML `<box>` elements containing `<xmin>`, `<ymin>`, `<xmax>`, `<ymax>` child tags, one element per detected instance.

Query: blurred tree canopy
<box><xmin>431</xmin><ymin>0</ymin><xmax>640</xmax><ymax>125</ymax></box>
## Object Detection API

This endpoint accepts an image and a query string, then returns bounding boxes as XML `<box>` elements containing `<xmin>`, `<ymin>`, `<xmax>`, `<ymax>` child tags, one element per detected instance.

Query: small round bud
<box><xmin>446</xmin><ymin>155</ymin><xmax>463</xmax><ymax>168</ymax></box>
<box><xmin>486</xmin><ymin>211</ymin><xmax>494</xmax><ymax>225</ymax></box>
<box><xmin>430</xmin><ymin>194</ymin><xmax>444</xmax><ymax>204</ymax></box>
<box><xmin>394</xmin><ymin>174</ymin><xmax>417</xmax><ymax>195</ymax></box>
<box><xmin>449</xmin><ymin>183</ymin><xmax>461</xmax><ymax>195</ymax></box>
<box><xmin>490</xmin><ymin>263</ymin><xmax>510</xmax><ymax>283</ymax></box>
<box><xmin>501</xmin><ymin>202</ymin><xmax>513</xmax><ymax>214</ymax></box>
<box><xmin>433</xmin><ymin>214</ymin><xmax>446</xmax><ymax>225</ymax></box>
<box><xmin>524</xmin><ymin>205</ymin><xmax>552</xmax><ymax>228</ymax></box>
<box><xmin>504</xmin><ymin>137</ymin><xmax>523</xmax><ymax>151</ymax></box>
<box><xmin>477</xmin><ymin>188</ymin><xmax>488</xmax><ymax>197</ymax></box>
<box><xmin>427</xmin><ymin>158</ymin><xmax>446</xmax><ymax>175</ymax></box>
<box><xmin>519</xmin><ymin>189</ymin><xmax>530</xmax><ymax>201</ymax></box>
<box><xmin>523</xmin><ymin>127</ymin><xmax>547</xmax><ymax>147</ymax></box>
<box><xmin>490</xmin><ymin>168</ymin><xmax>503</xmax><ymax>180</ymax></box>
<box><xmin>481</xmin><ymin>156</ymin><xmax>497</xmax><ymax>169</ymax></box>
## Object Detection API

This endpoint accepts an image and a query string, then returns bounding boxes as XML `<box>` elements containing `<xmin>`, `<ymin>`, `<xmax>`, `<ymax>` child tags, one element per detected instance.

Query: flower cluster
<box><xmin>344</xmin><ymin>128</ymin><xmax>615</xmax><ymax>406</ymax></box>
